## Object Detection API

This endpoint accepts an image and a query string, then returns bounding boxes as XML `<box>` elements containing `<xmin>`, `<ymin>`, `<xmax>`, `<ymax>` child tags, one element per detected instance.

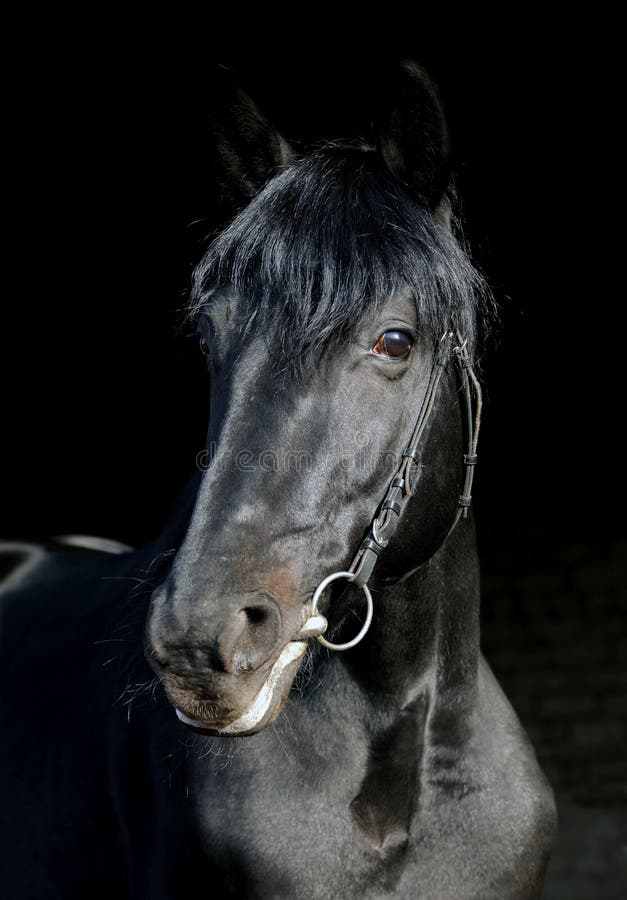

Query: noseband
<box><xmin>301</xmin><ymin>330</ymin><xmax>482</xmax><ymax>651</ymax></box>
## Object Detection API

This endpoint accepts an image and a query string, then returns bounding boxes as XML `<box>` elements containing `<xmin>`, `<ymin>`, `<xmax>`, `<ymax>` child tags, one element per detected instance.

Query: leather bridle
<box><xmin>175</xmin><ymin>331</ymin><xmax>483</xmax><ymax>735</ymax></box>
<box><xmin>301</xmin><ymin>329</ymin><xmax>483</xmax><ymax>651</ymax></box>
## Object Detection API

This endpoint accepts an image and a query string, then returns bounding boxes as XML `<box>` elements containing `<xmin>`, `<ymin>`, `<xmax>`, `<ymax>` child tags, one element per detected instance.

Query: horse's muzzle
<box><xmin>146</xmin><ymin>588</ymin><xmax>328</xmax><ymax>736</ymax></box>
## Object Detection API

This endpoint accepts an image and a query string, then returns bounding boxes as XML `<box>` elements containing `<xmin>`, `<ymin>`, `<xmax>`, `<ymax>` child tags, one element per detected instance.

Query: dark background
<box><xmin>2</xmin><ymin>39</ymin><xmax>618</xmax><ymax>548</ymax></box>
<box><xmin>3</xmin><ymin>35</ymin><xmax>624</xmax><ymax>897</ymax></box>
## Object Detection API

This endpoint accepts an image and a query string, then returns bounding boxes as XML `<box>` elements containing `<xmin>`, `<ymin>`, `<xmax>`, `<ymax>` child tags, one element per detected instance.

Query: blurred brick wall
<box><xmin>480</xmin><ymin>532</ymin><xmax>627</xmax><ymax>898</ymax></box>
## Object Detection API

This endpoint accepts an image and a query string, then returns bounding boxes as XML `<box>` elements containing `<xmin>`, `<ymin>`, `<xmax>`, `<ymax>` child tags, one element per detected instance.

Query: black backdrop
<box><xmin>2</xmin><ymin>39</ymin><xmax>616</xmax><ymax>551</ymax></box>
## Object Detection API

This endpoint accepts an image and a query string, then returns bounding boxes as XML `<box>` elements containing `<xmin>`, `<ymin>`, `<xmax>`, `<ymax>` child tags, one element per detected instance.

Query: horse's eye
<box><xmin>198</xmin><ymin>335</ymin><xmax>210</xmax><ymax>357</ymax></box>
<box><xmin>371</xmin><ymin>330</ymin><xmax>413</xmax><ymax>359</ymax></box>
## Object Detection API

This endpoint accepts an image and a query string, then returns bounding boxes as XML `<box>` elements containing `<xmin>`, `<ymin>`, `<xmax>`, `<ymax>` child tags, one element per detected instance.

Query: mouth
<box><xmin>174</xmin><ymin>613</ymin><xmax>327</xmax><ymax>737</ymax></box>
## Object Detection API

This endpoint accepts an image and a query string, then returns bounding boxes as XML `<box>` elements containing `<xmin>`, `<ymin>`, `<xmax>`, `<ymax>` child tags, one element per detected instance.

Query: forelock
<box><xmin>189</xmin><ymin>146</ymin><xmax>494</xmax><ymax>372</ymax></box>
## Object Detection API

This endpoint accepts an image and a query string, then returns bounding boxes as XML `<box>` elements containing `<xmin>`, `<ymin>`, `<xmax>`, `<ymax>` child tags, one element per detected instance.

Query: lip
<box><xmin>175</xmin><ymin>639</ymin><xmax>309</xmax><ymax>736</ymax></box>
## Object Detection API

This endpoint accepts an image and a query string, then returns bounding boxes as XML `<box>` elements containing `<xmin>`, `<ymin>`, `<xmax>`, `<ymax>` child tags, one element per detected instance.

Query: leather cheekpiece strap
<box><xmin>345</xmin><ymin>330</ymin><xmax>482</xmax><ymax>591</ymax></box>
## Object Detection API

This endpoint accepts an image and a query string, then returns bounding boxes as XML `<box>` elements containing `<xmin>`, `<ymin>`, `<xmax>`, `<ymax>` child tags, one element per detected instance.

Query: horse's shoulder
<box><xmin>471</xmin><ymin>655</ymin><xmax>557</xmax><ymax>880</ymax></box>
<box><xmin>476</xmin><ymin>654</ymin><xmax>544</xmax><ymax>765</ymax></box>
<box><xmin>406</xmin><ymin>662</ymin><xmax>556</xmax><ymax>897</ymax></box>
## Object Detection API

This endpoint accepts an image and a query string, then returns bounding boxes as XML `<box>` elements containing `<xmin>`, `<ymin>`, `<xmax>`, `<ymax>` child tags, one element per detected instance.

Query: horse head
<box><xmin>146</xmin><ymin>62</ymin><xmax>489</xmax><ymax>735</ymax></box>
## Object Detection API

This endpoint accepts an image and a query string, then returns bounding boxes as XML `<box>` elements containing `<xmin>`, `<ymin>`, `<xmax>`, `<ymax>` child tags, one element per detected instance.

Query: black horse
<box><xmin>0</xmin><ymin>63</ymin><xmax>555</xmax><ymax>898</ymax></box>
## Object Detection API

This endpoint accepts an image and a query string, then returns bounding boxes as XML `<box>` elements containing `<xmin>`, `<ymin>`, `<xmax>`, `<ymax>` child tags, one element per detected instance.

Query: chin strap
<box><xmin>304</xmin><ymin>329</ymin><xmax>483</xmax><ymax>651</ymax></box>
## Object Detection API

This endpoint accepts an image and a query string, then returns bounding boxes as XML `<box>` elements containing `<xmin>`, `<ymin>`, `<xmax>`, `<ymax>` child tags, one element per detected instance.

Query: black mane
<box><xmin>190</xmin><ymin>145</ymin><xmax>493</xmax><ymax>367</ymax></box>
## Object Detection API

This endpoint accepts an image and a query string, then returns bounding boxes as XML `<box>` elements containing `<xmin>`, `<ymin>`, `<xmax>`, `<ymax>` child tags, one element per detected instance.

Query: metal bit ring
<box><xmin>311</xmin><ymin>571</ymin><xmax>374</xmax><ymax>651</ymax></box>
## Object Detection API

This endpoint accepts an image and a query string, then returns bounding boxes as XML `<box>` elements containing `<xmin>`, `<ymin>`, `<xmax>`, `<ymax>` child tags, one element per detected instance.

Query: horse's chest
<box><xmin>189</xmin><ymin>739</ymin><xmax>370</xmax><ymax>896</ymax></box>
<box><xmin>185</xmin><ymin>746</ymin><xmax>486</xmax><ymax>899</ymax></box>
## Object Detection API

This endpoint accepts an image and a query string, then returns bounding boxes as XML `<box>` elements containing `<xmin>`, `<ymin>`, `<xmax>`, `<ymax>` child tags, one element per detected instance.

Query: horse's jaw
<box><xmin>175</xmin><ymin>639</ymin><xmax>308</xmax><ymax>737</ymax></box>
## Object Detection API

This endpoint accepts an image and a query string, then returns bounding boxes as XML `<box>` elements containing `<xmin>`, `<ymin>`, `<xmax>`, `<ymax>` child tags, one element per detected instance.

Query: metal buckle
<box><xmin>371</xmin><ymin>518</ymin><xmax>389</xmax><ymax>548</ymax></box>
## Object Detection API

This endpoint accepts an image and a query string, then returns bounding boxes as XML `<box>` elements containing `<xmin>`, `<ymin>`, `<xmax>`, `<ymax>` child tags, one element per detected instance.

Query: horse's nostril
<box><xmin>214</xmin><ymin>597</ymin><xmax>282</xmax><ymax>675</ymax></box>
<box><xmin>244</xmin><ymin>605</ymin><xmax>269</xmax><ymax>627</ymax></box>
<box><xmin>151</xmin><ymin>595</ymin><xmax>284</xmax><ymax>678</ymax></box>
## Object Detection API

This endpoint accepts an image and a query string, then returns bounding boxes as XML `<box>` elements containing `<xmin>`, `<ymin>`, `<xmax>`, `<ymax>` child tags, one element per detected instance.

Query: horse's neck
<box><xmin>344</xmin><ymin>519</ymin><xmax>480</xmax><ymax>850</ymax></box>
<box><xmin>349</xmin><ymin>516</ymin><xmax>480</xmax><ymax>721</ymax></box>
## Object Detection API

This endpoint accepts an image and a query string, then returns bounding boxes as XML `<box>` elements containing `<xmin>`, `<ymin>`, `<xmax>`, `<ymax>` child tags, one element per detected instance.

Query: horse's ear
<box><xmin>209</xmin><ymin>67</ymin><xmax>295</xmax><ymax>213</ymax></box>
<box><xmin>374</xmin><ymin>60</ymin><xmax>451</xmax><ymax>211</ymax></box>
